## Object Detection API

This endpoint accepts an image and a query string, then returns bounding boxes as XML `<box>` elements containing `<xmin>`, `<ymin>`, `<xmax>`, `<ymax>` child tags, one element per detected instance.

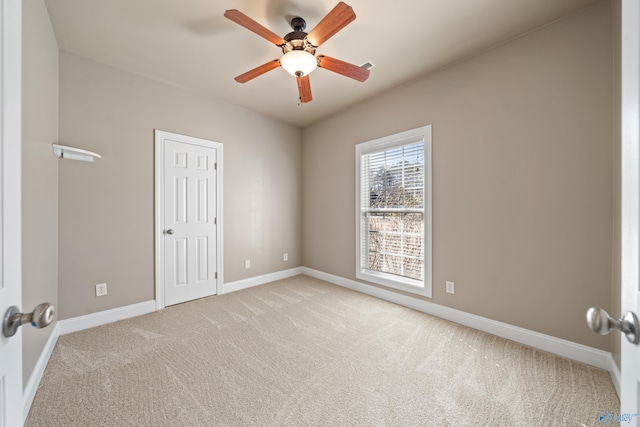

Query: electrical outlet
<box><xmin>95</xmin><ymin>283</ymin><xmax>107</xmax><ymax>297</ymax></box>
<box><xmin>245</xmin><ymin>259</ymin><xmax>251</xmax><ymax>269</ymax></box>
<box><xmin>446</xmin><ymin>281</ymin><xmax>455</xmax><ymax>294</ymax></box>
<box><xmin>283</xmin><ymin>253</ymin><xmax>288</xmax><ymax>261</ymax></box>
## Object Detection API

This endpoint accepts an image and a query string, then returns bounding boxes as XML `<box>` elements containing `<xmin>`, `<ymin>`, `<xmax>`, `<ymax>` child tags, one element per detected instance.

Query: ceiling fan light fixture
<box><xmin>280</xmin><ymin>50</ymin><xmax>317</xmax><ymax>77</ymax></box>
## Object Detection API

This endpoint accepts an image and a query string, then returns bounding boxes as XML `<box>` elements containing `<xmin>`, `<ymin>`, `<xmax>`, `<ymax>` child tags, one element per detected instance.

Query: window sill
<box><xmin>357</xmin><ymin>269</ymin><xmax>432</xmax><ymax>298</ymax></box>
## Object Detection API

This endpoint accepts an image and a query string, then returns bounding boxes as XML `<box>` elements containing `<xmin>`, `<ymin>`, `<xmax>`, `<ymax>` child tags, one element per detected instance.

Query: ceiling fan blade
<box><xmin>224</xmin><ymin>9</ymin><xmax>286</xmax><ymax>46</ymax></box>
<box><xmin>234</xmin><ymin>60</ymin><xmax>281</xmax><ymax>83</ymax></box>
<box><xmin>296</xmin><ymin>75</ymin><xmax>312</xmax><ymax>103</ymax></box>
<box><xmin>306</xmin><ymin>2</ymin><xmax>356</xmax><ymax>47</ymax></box>
<box><xmin>317</xmin><ymin>55</ymin><xmax>370</xmax><ymax>82</ymax></box>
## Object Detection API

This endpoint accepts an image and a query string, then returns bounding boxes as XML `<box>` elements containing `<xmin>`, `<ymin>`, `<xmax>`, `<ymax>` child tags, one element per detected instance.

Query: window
<box><xmin>355</xmin><ymin>126</ymin><xmax>432</xmax><ymax>297</ymax></box>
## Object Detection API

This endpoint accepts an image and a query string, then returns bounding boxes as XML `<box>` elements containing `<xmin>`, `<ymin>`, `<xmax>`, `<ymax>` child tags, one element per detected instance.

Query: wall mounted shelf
<box><xmin>52</xmin><ymin>144</ymin><xmax>101</xmax><ymax>162</ymax></box>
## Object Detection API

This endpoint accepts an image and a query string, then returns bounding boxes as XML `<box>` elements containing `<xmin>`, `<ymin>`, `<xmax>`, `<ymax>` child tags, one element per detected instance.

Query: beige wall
<box><xmin>58</xmin><ymin>52</ymin><xmax>301</xmax><ymax>319</ymax></box>
<box><xmin>22</xmin><ymin>0</ymin><xmax>59</xmax><ymax>384</ymax></box>
<box><xmin>302</xmin><ymin>0</ymin><xmax>615</xmax><ymax>350</ymax></box>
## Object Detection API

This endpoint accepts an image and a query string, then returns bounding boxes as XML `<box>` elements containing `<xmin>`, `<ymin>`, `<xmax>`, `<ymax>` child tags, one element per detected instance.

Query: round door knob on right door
<box><xmin>586</xmin><ymin>307</ymin><xmax>639</xmax><ymax>344</ymax></box>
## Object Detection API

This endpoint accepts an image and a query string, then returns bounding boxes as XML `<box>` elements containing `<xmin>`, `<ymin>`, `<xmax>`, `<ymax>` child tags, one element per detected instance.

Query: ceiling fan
<box><xmin>224</xmin><ymin>1</ymin><xmax>370</xmax><ymax>103</ymax></box>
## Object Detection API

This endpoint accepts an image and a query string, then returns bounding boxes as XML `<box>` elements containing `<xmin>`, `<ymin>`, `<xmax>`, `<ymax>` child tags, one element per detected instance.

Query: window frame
<box><xmin>355</xmin><ymin>125</ymin><xmax>433</xmax><ymax>297</ymax></box>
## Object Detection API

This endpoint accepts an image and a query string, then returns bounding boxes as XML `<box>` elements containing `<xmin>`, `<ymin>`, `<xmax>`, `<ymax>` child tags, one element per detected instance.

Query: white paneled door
<box><xmin>0</xmin><ymin>0</ymin><xmax>23</xmax><ymax>426</ymax></box>
<box><xmin>156</xmin><ymin>131</ymin><xmax>222</xmax><ymax>307</ymax></box>
<box><xmin>620</xmin><ymin>0</ymin><xmax>640</xmax><ymax>420</ymax></box>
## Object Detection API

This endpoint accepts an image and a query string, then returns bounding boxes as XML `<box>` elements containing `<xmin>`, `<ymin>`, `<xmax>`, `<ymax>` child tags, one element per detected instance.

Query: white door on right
<box><xmin>620</xmin><ymin>0</ymin><xmax>640</xmax><ymax>419</ymax></box>
<box><xmin>0</xmin><ymin>1</ymin><xmax>24</xmax><ymax>425</ymax></box>
<box><xmin>161</xmin><ymin>134</ymin><xmax>219</xmax><ymax>306</ymax></box>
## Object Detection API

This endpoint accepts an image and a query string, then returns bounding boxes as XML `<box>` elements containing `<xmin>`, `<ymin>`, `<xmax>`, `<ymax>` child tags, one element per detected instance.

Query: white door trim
<box><xmin>154</xmin><ymin>130</ymin><xmax>223</xmax><ymax>310</ymax></box>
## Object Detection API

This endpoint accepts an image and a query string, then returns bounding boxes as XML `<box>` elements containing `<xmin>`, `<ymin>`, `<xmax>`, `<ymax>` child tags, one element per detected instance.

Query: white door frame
<box><xmin>619</xmin><ymin>0</ymin><xmax>640</xmax><ymax>418</ymax></box>
<box><xmin>0</xmin><ymin>0</ymin><xmax>23</xmax><ymax>425</ymax></box>
<box><xmin>154</xmin><ymin>130</ymin><xmax>223</xmax><ymax>310</ymax></box>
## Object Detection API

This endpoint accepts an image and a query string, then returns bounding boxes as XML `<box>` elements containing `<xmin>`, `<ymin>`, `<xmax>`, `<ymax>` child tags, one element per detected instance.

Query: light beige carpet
<box><xmin>26</xmin><ymin>275</ymin><xmax>619</xmax><ymax>426</ymax></box>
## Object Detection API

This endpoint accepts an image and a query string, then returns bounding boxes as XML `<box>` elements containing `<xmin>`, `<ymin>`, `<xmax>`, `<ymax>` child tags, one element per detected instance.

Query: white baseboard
<box><xmin>58</xmin><ymin>300</ymin><xmax>156</xmax><ymax>335</ymax></box>
<box><xmin>301</xmin><ymin>267</ymin><xmax>621</xmax><ymax>396</ymax></box>
<box><xmin>222</xmin><ymin>267</ymin><xmax>303</xmax><ymax>294</ymax></box>
<box><xmin>23</xmin><ymin>322</ymin><xmax>60</xmax><ymax>422</ymax></box>
<box><xmin>606</xmin><ymin>352</ymin><xmax>621</xmax><ymax>398</ymax></box>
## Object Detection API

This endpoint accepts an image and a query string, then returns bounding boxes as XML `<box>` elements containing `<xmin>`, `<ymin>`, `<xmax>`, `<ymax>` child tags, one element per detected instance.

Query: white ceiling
<box><xmin>43</xmin><ymin>0</ymin><xmax>600</xmax><ymax>127</ymax></box>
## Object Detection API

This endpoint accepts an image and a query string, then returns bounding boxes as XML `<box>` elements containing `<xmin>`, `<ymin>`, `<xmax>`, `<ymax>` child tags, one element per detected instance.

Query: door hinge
<box><xmin>215</xmin><ymin>272</ymin><xmax>218</xmax><ymax>280</ymax></box>
<box><xmin>214</xmin><ymin>162</ymin><xmax>217</xmax><ymax>170</ymax></box>
<box><xmin>214</xmin><ymin>217</ymin><xmax>217</xmax><ymax>225</ymax></box>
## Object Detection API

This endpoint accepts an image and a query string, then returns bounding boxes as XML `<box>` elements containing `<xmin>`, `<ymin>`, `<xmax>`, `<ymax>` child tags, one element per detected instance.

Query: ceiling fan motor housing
<box><xmin>282</xmin><ymin>31</ymin><xmax>316</xmax><ymax>56</ymax></box>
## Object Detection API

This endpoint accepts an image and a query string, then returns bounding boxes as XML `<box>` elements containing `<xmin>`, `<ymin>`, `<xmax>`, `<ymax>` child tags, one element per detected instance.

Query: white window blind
<box><xmin>356</xmin><ymin>126</ymin><xmax>432</xmax><ymax>296</ymax></box>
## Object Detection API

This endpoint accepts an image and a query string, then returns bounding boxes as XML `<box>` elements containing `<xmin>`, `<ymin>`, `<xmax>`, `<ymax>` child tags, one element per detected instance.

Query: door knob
<box><xmin>165</xmin><ymin>229</ymin><xmax>174</xmax><ymax>235</ymax></box>
<box><xmin>586</xmin><ymin>307</ymin><xmax>639</xmax><ymax>344</ymax></box>
<box><xmin>3</xmin><ymin>303</ymin><xmax>55</xmax><ymax>338</ymax></box>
